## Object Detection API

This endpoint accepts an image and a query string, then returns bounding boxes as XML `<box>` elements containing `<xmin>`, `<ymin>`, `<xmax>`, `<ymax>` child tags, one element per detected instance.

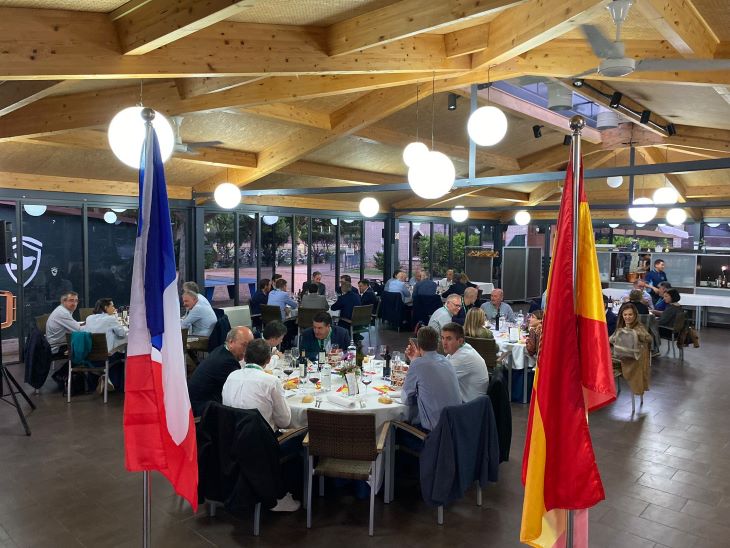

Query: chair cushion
<box><xmin>314</xmin><ymin>457</ymin><xmax>373</xmax><ymax>480</ymax></box>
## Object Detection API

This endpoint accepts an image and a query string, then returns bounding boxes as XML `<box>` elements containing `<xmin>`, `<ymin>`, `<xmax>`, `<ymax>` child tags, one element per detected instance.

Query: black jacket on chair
<box><xmin>419</xmin><ymin>396</ymin><xmax>499</xmax><ymax>508</ymax></box>
<box><xmin>487</xmin><ymin>367</ymin><xmax>512</xmax><ymax>463</ymax></box>
<box><xmin>197</xmin><ymin>402</ymin><xmax>282</xmax><ymax>514</ymax></box>
<box><xmin>207</xmin><ymin>310</ymin><xmax>231</xmax><ymax>351</ymax></box>
<box><xmin>23</xmin><ymin>326</ymin><xmax>53</xmax><ymax>390</ymax></box>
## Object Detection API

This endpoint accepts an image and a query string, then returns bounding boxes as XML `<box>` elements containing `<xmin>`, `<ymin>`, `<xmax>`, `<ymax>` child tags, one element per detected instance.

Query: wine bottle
<box><xmin>495</xmin><ymin>309</ymin><xmax>501</xmax><ymax>332</ymax></box>
<box><xmin>298</xmin><ymin>350</ymin><xmax>307</xmax><ymax>379</ymax></box>
<box><xmin>383</xmin><ymin>346</ymin><xmax>391</xmax><ymax>379</ymax></box>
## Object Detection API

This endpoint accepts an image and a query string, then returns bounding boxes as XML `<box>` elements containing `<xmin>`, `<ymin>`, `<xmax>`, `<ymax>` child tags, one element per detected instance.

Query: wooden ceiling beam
<box><xmin>174</xmin><ymin>76</ymin><xmax>265</xmax><ymax>99</ymax></box>
<box><xmin>0</xmin><ymin>10</ymin><xmax>468</xmax><ymax>79</ymax></box>
<box><xmin>633</xmin><ymin>0</ymin><xmax>719</xmax><ymax>58</ymax></box>
<box><xmin>599</xmin><ymin>123</ymin><xmax>666</xmax><ymax>150</ymax></box>
<box><xmin>0</xmin><ymin>80</ymin><xmax>65</xmax><ymax>117</ymax></box>
<box><xmin>326</xmin><ymin>0</ymin><xmax>522</xmax><ymax>57</ymax></box>
<box><xmin>278</xmin><ymin>161</ymin><xmax>402</xmax><ymax>186</ymax></box>
<box><xmin>666</xmin><ymin>125</ymin><xmax>730</xmax><ymax>155</ymax></box>
<box><xmin>238</xmin><ymin>195</ymin><xmax>361</xmax><ymax>213</ymax></box>
<box><xmin>471</xmin><ymin>0</ymin><xmax>611</xmax><ymax>69</ymax></box>
<box><xmin>241</xmin><ymin>103</ymin><xmax>333</xmax><ymax>130</ymax></box>
<box><xmin>444</xmin><ymin>22</ymin><xmax>490</xmax><ymax>58</ymax></box>
<box><xmin>0</xmin><ymin>171</ymin><xmax>191</xmax><ymax>199</ymax></box>
<box><xmin>115</xmin><ymin>0</ymin><xmax>262</xmax><ymax>55</ymax></box>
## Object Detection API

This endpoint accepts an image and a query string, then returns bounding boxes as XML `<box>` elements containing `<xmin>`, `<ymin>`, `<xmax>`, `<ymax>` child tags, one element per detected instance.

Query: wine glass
<box><xmin>361</xmin><ymin>375</ymin><xmax>372</xmax><ymax>396</ymax></box>
<box><xmin>379</xmin><ymin>345</ymin><xmax>387</xmax><ymax>359</ymax></box>
<box><xmin>308</xmin><ymin>375</ymin><xmax>320</xmax><ymax>395</ymax></box>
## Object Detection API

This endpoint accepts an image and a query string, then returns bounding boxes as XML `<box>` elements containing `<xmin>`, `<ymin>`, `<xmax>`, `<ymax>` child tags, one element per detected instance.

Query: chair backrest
<box><xmin>35</xmin><ymin>313</ymin><xmax>50</xmax><ymax>332</ymax></box>
<box><xmin>371</xmin><ymin>297</ymin><xmax>381</xmax><ymax>318</ymax></box>
<box><xmin>78</xmin><ymin>308</ymin><xmax>94</xmax><ymax>322</ymax></box>
<box><xmin>412</xmin><ymin>294</ymin><xmax>442</xmax><ymax>325</ymax></box>
<box><xmin>222</xmin><ymin>305</ymin><xmax>252</xmax><ymax>328</ymax></box>
<box><xmin>181</xmin><ymin>327</ymin><xmax>188</xmax><ymax>350</ymax></box>
<box><xmin>465</xmin><ymin>336</ymin><xmax>497</xmax><ymax>370</ymax></box>
<box><xmin>87</xmin><ymin>333</ymin><xmax>110</xmax><ymax>361</ymax></box>
<box><xmin>379</xmin><ymin>292</ymin><xmax>403</xmax><ymax>323</ymax></box>
<box><xmin>297</xmin><ymin>308</ymin><xmax>321</xmax><ymax>329</ymax></box>
<box><xmin>350</xmin><ymin>304</ymin><xmax>373</xmax><ymax>328</ymax></box>
<box><xmin>261</xmin><ymin>304</ymin><xmax>282</xmax><ymax>326</ymax></box>
<box><xmin>306</xmin><ymin>409</ymin><xmax>378</xmax><ymax>461</ymax></box>
<box><xmin>208</xmin><ymin>313</ymin><xmax>231</xmax><ymax>351</ymax></box>
<box><xmin>674</xmin><ymin>307</ymin><xmax>687</xmax><ymax>332</ymax></box>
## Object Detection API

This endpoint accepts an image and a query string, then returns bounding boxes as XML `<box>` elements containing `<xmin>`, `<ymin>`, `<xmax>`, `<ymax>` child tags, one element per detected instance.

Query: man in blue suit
<box><xmin>331</xmin><ymin>280</ymin><xmax>361</xmax><ymax>328</ymax></box>
<box><xmin>299</xmin><ymin>312</ymin><xmax>351</xmax><ymax>361</ymax></box>
<box><xmin>358</xmin><ymin>279</ymin><xmax>377</xmax><ymax>308</ymax></box>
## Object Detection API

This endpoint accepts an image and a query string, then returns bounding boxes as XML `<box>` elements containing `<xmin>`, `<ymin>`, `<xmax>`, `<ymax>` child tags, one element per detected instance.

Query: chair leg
<box><xmin>302</xmin><ymin>448</ymin><xmax>309</xmax><ymax>510</ymax></box>
<box><xmin>319</xmin><ymin>475</ymin><xmax>324</xmax><ymax>497</ymax></box>
<box><xmin>476</xmin><ymin>481</ymin><xmax>482</xmax><ymax>507</ymax></box>
<box><xmin>103</xmin><ymin>360</ymin><xmax>109</xmax><ymax>403</ymax></box>
<box><xmin>384</xmin><ymin>426</ymin><xmax>394</xmax><ymax>504</ymax></box>
<box><xmin>437</xmin><ymin>505</ymin><xmax>444</xmax><ymax>525</ymax></box>
<box><xmin>306</xmin><ymin>457</ymin><xmax>313</xmax><ymax>529</ymax></box>
<box><xmin>631</xmin><ymin>394</ymin><xmax>635</xmax><ymax>414</ymax></box>
<box><xmin>253</xmin><ymin>502</ymin><xmax>261</xmax><ymax>536</ymax></box>
<box><xmin>369</xmin><ymin>461</ymin><xmax>376</xmax><ymax>536</ymax></box>
<box><xmin>671</xmin><ymin>337</ymin><xmax>676</xmax><ymax>358</ymax></box>
<box><xmin>66</xmin><ymin>360</ymin><xmax>72</xmax><ymax>404</ymax></box>
<box><xmin>208</xmin><ymin>501</ymin><xmax>217</xmax><ymax>517</ymax></box>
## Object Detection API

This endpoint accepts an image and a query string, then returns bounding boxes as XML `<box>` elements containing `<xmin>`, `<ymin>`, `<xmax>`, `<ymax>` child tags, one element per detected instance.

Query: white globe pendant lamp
<box><xmin>652</xmin><ymin>186</ymin><xmax>678</xmax><ymax>205</ymax></box>
<box><xmin>450</xmin><ymin>205</ymin><xmax>469</xmax><ymax>223</ymax></box>
<box><xmin>359</xmin><ymin>197</ymin><xmax>379</xmax><ymax>218</ymax></box>
<box><xmin>330</xmin><ymin>218</ymin><xmax>338</xmax><ymax>226</ymax></box>
<box><xmin>514</xmin><ymin>210</ymin><xmax>531</xmax><ymax>226</ymax></box>
<box><xmin>467</xmin><ymin>106</ymin><xmax>508</xmax><ymax>146</ymax></box>
<box><xmin>628</xmin><ymin>197</ymin><xmax>657</xmax><ymax>223</ymax></box>
<box><xmin>262</xmin><ymin>215</ymin><xmax>279</xmax><ymax>226</ymax></box>
<box><xmin>666</xmin><ymin>208</ymin><xmax>687</xmax><ymax>226</ymax></box>
<box><xmin>343</xmin><ymin>219</ymin><xmax>354</xmax><ymax>223</ymax></box>
<box><xmin>636</xmin><ymin>223</ymin><xmax>646</xmax><ymax>227</ymax></box>
<box><xmin>609</xmin><ymin>223</ymin><xmax>620</xmax><ymax>228</ymax></box>
<box><xmin>213</xmin><ymin>182</ymin><xmax>241</xmax><ymax>209</ymax></box>
<box><xmin>108</xmin><ymin>106</ymin><xmax>175</xmax><ymax>168</ymax></box>
<box><xmin>407</xmin><ymin>150</ymin><xmax>455</xmax><ymax>199</ymax></box>
<box><xmin>402</xmin><ymin>142</ymin><xmax>429</xmax><ymax>167</ymax></box>
<box><xmin>111</xmin><ymin>207</ymin><xmax>127</xmax><ymax>213</ymax></box>
<box><xmin>23</xmin><ymin>204</ymin><xmax>46</xmax><ymax>217</ymax></box>
<box><xmin>104</xmin><ymin>211</ymin><xmax>117</xmax><ymax>224</ymax></box>
<box><xmin>706</xmin><ymin>223</ymin><xmax>720</xmax><ymax>228</ymax></box>
<box><xmin>606</xmin><ymin>176</ymin><xmax>623</xmax><ymax>188</ymax></box>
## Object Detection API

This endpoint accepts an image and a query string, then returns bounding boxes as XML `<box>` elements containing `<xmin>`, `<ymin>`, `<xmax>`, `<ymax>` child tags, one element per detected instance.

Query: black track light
<box><xmin>666</xmin><ymin>123</ymin><xmax>677</xmax><ymax>136</ymax></box>
<box><xmin>609</xmin><ymin>91</ymin><xmax>623</xmax><ymax>109</ymax></box>
<box><xmin>532</xmin><ymin>125</ymin><xmax>543</xmax><ymax>139</ymax></box>
<box><xmin>640</xmin><ymin>110</ymin><xmax>651</xmax><ymax>124</ymax></box>
<box><xmin>572</xmin><ymin>79</ymin><xmax>584</xmax><ymax>88</ymax></box>
<box><xmin>476</xmin><ymin>82</ymin><xmax>492</xmax><ymax>91</ymax></box>
<box><xmin>447</xmin><ymin>93</ymin><xmax>458</xmax><ymax>111</ymax></box>
<box><xmin>563</xmin><ymin>135</ymin><xmax>572</xmax><ymax>146</ymax></box>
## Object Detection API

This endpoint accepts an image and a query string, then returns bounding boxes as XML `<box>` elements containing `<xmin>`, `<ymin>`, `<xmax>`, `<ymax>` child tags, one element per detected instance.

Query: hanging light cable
<box><xmin>403</xmin><ymin>84</ymin><xmax>428</xmax><ymax>167</ymax></box>
<box><xmin>467</xmin><ymin>66</ymin><xmax>508</xmax><ymax>146</ymax></box>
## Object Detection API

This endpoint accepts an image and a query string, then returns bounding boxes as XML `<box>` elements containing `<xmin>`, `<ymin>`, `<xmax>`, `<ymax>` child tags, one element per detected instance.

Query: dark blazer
<box><xmin>419</xmin><ymin>396</ymin><xmax>499</xmax><ymax>507</ymax></box>
<box><xmin>442</xmin><ymin>282</ymin><xmax>467</xmax><ymax>298</ymax></box>
<box><xmin>451</xmin><ymin>299</ymin><xmax>475</xmax><ymax>325</ymax></box>
<box><xmin>359</xmin><ymin>288</ymin><xmax>377</xmax><ymax>308</ymax></box>
<box><xmin>412</xmin><ymin>279</ymin><xmax>438</xmax><ymax>298</ymax></box>
<box><xmin>330</xmin><ymin>289</ymin><xmax>361</xmax><ymax>322</ymax></box>
<box><xmin>487</xmin><ymin>367</ymin><xmax>512</xmax><ymax>463</ymax></box>
<box><xmin>301</xmin><ymin>280</ymin><xmax>326</xmax><ymax>295</ymax></box>
<box><xmin>188</xmin><ymin>345</ymin><xmax>240</xmax><ymax>417</ymax></box>
<box><xmin>300</xmin><ymin>325</ymin><xmax>350</xmax><ymax>361</ymax></box>
<box><xmin>23</xmin><ymin>326</ymin><xmax>53</xmax><ymax>390</ymax></box>
<box><xmin>249</xmin><ymin>290</ymin><xmax>268</xmax><ymax>315</ymax></box>
<box><xmin>197</xmin><ymin>403</ymin><xmax>282</xmax><ymax>513</ymax></box>
<box><xmin>629</xmin><ymin>300</ymin><xmax>650</xmax><ymax>315</ymax></box>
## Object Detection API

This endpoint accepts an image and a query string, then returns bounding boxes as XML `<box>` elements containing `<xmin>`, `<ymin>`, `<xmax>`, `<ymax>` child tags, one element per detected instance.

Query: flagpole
<box><xmin>567</xmin><ymin>114</ymin><xmax>586</xmax><ymax>548</ymax></box>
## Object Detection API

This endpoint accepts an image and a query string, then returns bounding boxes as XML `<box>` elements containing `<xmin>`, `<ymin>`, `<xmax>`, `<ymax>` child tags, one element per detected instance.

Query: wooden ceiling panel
<box><xmin>692</xmin><ymin>0</ymin><xmax>730</xmax><ymax>41</ymax></box>
<box><xmin>561</xmin><ymin>5</ymin><xmax>664</xmax><ymax>41</ymax></box>
<box><xmin>178</xmin><ymin>111</ymin><xmax>294</xmax><ymax>152</ymax></box>
<box><xmin>0</xmin><ymin>0</ymin><xmax>125</xmax><ymax>10</ymax></box>
<box><xmin>302</xmin><ymin>136</ymin><xmax>407</xmax><ymax>175</ymax></box>
<box><xmin>224</xmin><ymin>0</ymin><xmax>396</xmax><ymax>26</ymax></box>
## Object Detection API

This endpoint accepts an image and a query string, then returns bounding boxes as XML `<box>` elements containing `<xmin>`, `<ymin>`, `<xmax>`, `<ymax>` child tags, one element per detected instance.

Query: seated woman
<box><xmin>657</xmin><ymin>289</ymin><xmax>684</xmax><ymax>339</ymax></box>
<box><xmin>463</xmin><ymin>307</ymin><xmax>494</xmax><ymax>340</ymax></box>
<box><xmin>525</xmin><ymin>310</ymin><xmax>543</xmax><ymax>358</ymax></box>
<box><xmin>609</xmin><ymin>303</ymin><xmax>652</xmax><ymax>398</ymax></box>
<box><xmin>83</xmin><ymin>298</ymin><xmax>129</xmax><ymax>391</ymax></box>
<box><xmin>628</xmin><ymin>289</ymin><xmax>650</xmax><ymax>315</ymax></box>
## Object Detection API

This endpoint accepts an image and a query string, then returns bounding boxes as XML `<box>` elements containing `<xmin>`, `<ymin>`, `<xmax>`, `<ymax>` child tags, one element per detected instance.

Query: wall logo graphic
<box><xmin>4</xmin><ymin>236</ymin><xmax>43</xmax><ymax>287</ymax></box>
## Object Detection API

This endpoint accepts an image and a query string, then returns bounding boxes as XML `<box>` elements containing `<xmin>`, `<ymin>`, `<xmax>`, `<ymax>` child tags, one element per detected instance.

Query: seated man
<box><xmin>442</xmin><ymin>273</ymin><xmax>469</xmax><ymax>297</ymax></box>
<box><xmin>428</xmin><ymin>294</ymin><xmax>462</xmax><ymax>333</ymax></box>
<box><xmin>222</xmin><ymin>338</ymin><xmax>300</xmax><ymax>512</ymax></box>
<box><xmin>628</xmin><ymin>289</ymin><xmax>650</xmax><ymax>315</ymax></box>
<box><xmin>412</xmin><ymin>271</ymin><xmax>437</xmax><ymax>298</ymax></box>
<box><xmin>301</xmin><ymin>271</ymin><xmax>326</xmax><ymax>295</ymax></box>
<box><xmin>46</xmin><ymin>290</ymin><xmax>82</xmax><ymax>355</ymax></box>
<box><xmin>267</xmin><ymin>278</ymin><xmax>298</xmax><ymax>320</ymax></box>
<box><xmin>299</xmin><ymin>311</ymin><xmax>350</xmax><ymax>361</ymax></box>
<box><xmin>383</xmin><ymin>269</ymin><xmax>402</xmax><ymax>293</ymax></box>
<box><xmin>437</xmin><ymin>269</ymin><xmax>455</xmax><ymax>292</ymax></box>
<box><xmin>451</xmin><ymin>287</ymin><xmax>479</xmax><ymax>325</ymax></box>
<box><xmin>336</xmin><ymin>274</ymin><xmax>359</xmax><ymax>296</ymax></box>
<box><xmin>357</xmin><ymin>279</ymin><xmax>377</xmax><ymax>308</ymax></box>
<box><xmin>441</xmin><ymin>322</ymin><xmax>489</xmax><ymax>402</ymax></box>
<box><xmin>651</xmin><ymin>281</ymin><xmax>672</xmax><ymax>314</ymax></box>
<box><xmin>621</xmin><ymin>279</ymin><xmax>653</xmax><ymax>309</ymax></box>
<box><xmin>181</xmin><ymin>290</ymin><xmax>218</xmax><ymax>336</ymax></box>
<box><xmin>182</xmin><ymin>281</ymin><xmax>209</xmax><ymax>307</ymax></box>
<box><xmin>262</xmin><ymin>320</ymin><xmax>287</xmax><ymax>369</ymax></box>
<box><xmin>300</xmin><ymin>283</ymin><xmax>328</xmax><ymax>309</ymax></box>
<box><xmin>385</xmin><ymin>271</ymin><xmax>411</xmax><ymax>303</ymax></box>
<box><xmin>249</xmin><ymin>278</ymin><xmax>271</xmax><ymax>316</ymax></box>
<box><xmin>480</xmin><ymin>288</ymin><xmax>516</xmax><ymax>322</ymax></box>
<box><xmin>188</xmin><ymin>326</ymin><xmax>253</xmax><ymax>417</ymax></box>
<box><xmin>402</xmin><ymin>326</ymin><xmax>462</xmax><ymax>432</ymax></box>
<box><xmin>331</xmin><ymin>280</ymin><xmax>361</xmax><ymax>328</ymax></box>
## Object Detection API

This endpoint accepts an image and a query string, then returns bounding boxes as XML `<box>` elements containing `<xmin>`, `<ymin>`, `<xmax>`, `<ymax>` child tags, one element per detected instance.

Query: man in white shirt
<box><xmin>46</xmin><ymin>291</ymin><xmax>82</xmax><ymax>354</ymax></box>
<box><xmin>428</xmin><ymin>294</ymin><xmax>461</xmax><ymax>333</ymax></box>
<box><xmin>222</xmin><ymin>339</ymin><xmax>291</xmax><ymax>433</ymax></box>
<box><xmin>437</xmin><ymin>269</ymin><xmax>455</xmax><ymax>292</ymax></box>
<box><xmin>183</xmin><ymin>281</ymin><xmax>210</xmax><ymax>307</ymax></box>
<box><xmin>440</xmin><ymin>322</ymin><xmax>489</xmax><ymax>402</ymax></box>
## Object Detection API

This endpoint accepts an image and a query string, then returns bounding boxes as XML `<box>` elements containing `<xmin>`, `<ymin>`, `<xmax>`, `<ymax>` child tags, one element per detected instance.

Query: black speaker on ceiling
<box><xmin>0</xmin><ymin>221</ymin><xmax>12</xmax><ymax>264</ymax></box>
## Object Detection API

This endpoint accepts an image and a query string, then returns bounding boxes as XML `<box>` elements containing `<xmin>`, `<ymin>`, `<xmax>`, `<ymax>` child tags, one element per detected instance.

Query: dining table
<box><xmin>493</xmin><ymin>329</ymin><xmax>533</xmax><ymax>404</ymax></box>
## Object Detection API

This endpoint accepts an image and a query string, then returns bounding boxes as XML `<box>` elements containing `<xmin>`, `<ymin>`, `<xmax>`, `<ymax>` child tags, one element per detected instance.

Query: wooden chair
<box><xmin>65</xmin><ymin>332</ymin><xmax>111</xmax><ymax>404</ymax></box>
<box><xmin>35</xmin><ymin>314</ymin><xmax>50</xmax><ymax>332</ymax></box>
<box><xmin>261</xmin><ymin>304</ymin><xmax>283</xmax><ymax>327</ymax></box>
<box><xmin>304</xmin><ymin>410</ymin><xmax>389</xmax><ymax>536</ymax></box>
<box><xmin>296</xmin><ymin>307</ymin><xmax>321</xmax><ymax>337</ymax></box>
<box><xmin>465</xmin><ymin>336</ymin><xmax>498</xmax><ymax>371</ymax></box>
<box><xmin>339</xmin><ymin>304</ymin><xmax>373</xmax><ymax>341</ymax></box>
<box><xmin>78</xmin><ymin>307</ymin><xmax>94</xmax><ymax>322</ymax></box>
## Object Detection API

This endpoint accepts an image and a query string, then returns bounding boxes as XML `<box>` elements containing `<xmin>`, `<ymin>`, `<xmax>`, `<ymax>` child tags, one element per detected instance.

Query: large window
<box><xmin>238</xmin><ymin>214</ymin><xmax>257</xmax><ymax>303</ymax></box>
<box><xmin>398</xmin><ymin>222</ymin><xmax>410</xmax><ymax>274</ymax></box>
<box><xmin>310</xmin><ymin>217</ymin><xmax>336</xmax><ymax>293</ymax></box>
<box><xmin>340</xmin><ymin>218</ymin><xmax>361</xmax><ymax>283</ymax></box>
<box><xmin>261</xmin><ymin>215</ymin><xmax>293</xmax><ymax>287</ymax></box>
<box><xmin>294</xmin><ymin>216</ymin><xmax>309</xmax><ymax>295</ymax></box>
<box><xmin>426</xmin><ymin>223</ymin><xmax>449</xmax><ymax>278</ymax></box>
<box><xmin>364</xmin><ymin>220</ymin><xmax>384</xmax><ymax>282</ymax></box>
<box><xmin>412</xmin><ymin>222</ymin><xmax>430</xmax><ymax>278</ymax></box>
<box><xmin>203</xmin><ymin>212</ymin><xmax>235</xmax><ymax>307</ymax></box>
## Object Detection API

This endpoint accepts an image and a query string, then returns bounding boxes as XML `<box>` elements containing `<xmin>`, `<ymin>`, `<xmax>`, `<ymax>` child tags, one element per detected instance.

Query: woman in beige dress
<box><xmin>609</xmin><ymin>303</ymin><xmax>652</xmax><ymax>396</ymax></box>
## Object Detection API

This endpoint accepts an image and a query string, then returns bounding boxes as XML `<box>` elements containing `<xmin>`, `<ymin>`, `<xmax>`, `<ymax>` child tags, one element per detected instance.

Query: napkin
<box><xmin>389</xmin><ymin>390</ymin><xmax>402</xmax><ymax>399</ymax></box>
<box><xmin>327</xmin><ymin>393</ymin><xmax>356</xmax><ymax>408</ymax></box>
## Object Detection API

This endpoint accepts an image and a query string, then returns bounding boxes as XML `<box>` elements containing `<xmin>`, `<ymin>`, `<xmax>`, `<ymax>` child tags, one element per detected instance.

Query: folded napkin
<box><xmin>390</xmin><ymin>390</ymin><xmax>402</xmax><ymax>399</ymax></box>
<box><xmin>327</xmin><ymin>393</ymin><xmax>357</xmax><ymax>408</ymax></box>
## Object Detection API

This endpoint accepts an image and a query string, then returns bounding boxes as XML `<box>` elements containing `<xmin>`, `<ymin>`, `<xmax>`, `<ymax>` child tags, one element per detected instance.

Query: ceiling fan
<box><xmin>171</xmin><ymin>115</ymin><xmax>223</xmax><ymax>154</ymax></box>
<box><xmin>576</xmin><ymin>0</ymin><xmax>730</xmax><ymax>78</ymax></box>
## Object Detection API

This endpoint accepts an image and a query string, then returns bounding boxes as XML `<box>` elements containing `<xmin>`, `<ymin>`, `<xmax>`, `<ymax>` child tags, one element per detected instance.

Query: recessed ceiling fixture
<box><xmin>330</xmin><ymin>219</ymin><xmax>338</xmax><ymax>226</ymax></box>
<box><xmin>450</xmin><ymin>205</ymin><xmax>469</xmax><ymax>223</ymax></box>
<box><xmin>111</xmin><ymin>208</ymin><xmax>127</xmax><ymax>213</ymax></box>
<box><xmin>359</xmin><ymin>197</ymin><xmax>379</xmax><ymax>218</ymax></box>
<box><xmin>108</xmin><ymin>106</ymin><xmax>174</xmax><ymax>168</ymax></box>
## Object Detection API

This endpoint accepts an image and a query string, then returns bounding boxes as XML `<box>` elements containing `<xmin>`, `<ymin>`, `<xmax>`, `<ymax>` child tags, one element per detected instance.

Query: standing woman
<box><xmin>609</xmin><ymin>303</ymin><xmax>652</xmax><ymax>399</ymax></box>
<box><xmin>83</xmin><ymin>298</ymin><xmax>129</xmax><ymax>391</ymax></box>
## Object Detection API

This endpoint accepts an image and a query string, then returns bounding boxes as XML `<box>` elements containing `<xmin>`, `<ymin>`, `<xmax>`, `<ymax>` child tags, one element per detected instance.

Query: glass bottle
<box><xmin>298</xmin><ymin>350</ymin><xmax>307</xmax><ymax>379</ymax></box>
<box><xmin>383</xmin><ymin>345</ymin><xmax>391</xmax><ymax>379</ymax></box>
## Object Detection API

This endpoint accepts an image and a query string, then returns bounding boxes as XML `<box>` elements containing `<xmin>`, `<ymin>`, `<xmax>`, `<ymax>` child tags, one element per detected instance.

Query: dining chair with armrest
<box><xmin>65</xmin><ymin>332</ymin><xmax>111</xmax><ymax>404</ymax></box>
<box><xmin>303</xmin><ymin>409</ymin><xmax>390</xmax><ymax>536</ymax></box>
<box><xmin>339</xmin><ymin>304</ymin><xmax>373</xmax><ymax>341</ymax></box>
<box><xmin>464</xmin><ymin>336</ymin><xmax>497</xmax><ymax>371</ymax></box>
<box><xmin>296</xmin><ymin>308</ymin><xmax>320</xmax><ymax>338</ymax></box>
<box><xmin>261</xmin><ymin>304</ymin><xmax>283</xmax><ymax>327</ymax></box>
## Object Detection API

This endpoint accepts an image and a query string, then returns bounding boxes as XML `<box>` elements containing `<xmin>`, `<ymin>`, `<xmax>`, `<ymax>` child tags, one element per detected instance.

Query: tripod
<box><xmin>0</xmin><ymin>292</ymin><xmax>34</xmax><ymax>436</ymax></box>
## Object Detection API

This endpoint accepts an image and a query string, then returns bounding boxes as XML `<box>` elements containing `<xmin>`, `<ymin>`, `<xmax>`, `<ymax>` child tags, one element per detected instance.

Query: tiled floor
<box><xmin>1</xmin><ymin>327</ymin><xmax>729</xmax><ymax>547</ymax></box>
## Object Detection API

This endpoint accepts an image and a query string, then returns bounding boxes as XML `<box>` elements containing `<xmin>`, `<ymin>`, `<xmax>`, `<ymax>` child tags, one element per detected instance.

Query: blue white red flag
<box><xmin>123</xmin><ymin>121</ymin><xmax>198</xmax><ymax>510</ymax></box>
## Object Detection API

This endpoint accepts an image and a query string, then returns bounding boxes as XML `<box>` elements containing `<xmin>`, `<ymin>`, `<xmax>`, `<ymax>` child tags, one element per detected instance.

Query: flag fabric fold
<box><xmin>123</xmin><ymin>123</ymin><xmax>198</xmax><ymax>510</ymax></box>
<box><xmin>520</xmin><ymin>148</ymin><xmax>615</xmax><ymax>547</ymax></box>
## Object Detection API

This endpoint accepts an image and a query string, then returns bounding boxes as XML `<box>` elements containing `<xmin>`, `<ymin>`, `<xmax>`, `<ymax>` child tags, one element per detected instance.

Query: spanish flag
<box><xmin>520</xmin><ymin>149</ymin><xmax>616</xmax><ymax>547</ymax></box>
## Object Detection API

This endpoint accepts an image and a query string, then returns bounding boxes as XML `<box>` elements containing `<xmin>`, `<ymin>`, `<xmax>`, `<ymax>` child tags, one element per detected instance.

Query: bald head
<box><xmin>463</xmin><ymin>287</ymin><xmax>478</xmax><ymax>305</ymax></box>
<box><xmin>490</xmin><ymin>288</ymin><xmax>504</xmax><ymax>307</ymax></box>
<box><xmin>225</xmin><ymin>326</ymin><xmax>254</xmax><ymax>361</ymax></box>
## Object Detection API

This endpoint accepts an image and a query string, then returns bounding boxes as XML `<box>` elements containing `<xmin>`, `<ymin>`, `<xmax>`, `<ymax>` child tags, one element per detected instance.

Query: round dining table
<box><xmin>493</xmin><ymin>330</ymin><xmax>533</xmax><ymax>403</ymax></box>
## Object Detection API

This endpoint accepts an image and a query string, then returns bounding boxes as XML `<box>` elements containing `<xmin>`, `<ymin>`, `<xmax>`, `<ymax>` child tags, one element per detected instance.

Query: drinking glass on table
<box><xmin>379</xmin><ymin>345</ymin><xmax>387</xmax><ymax>359</ymax></box>
<box><xmin>308</xmin><ymin>374</ymin><xmax>320</xmax><ymax>395</ymax></box>
<box><xmin>361</xmin><ymin>360</ymin><xmax>373</xmax><ymax>395</ymax></box>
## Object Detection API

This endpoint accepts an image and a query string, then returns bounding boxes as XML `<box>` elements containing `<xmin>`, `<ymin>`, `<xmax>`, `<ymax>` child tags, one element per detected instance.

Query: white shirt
<box><xmin>447</xmin><ymin>342</ymin><xmax>489</xmax><ymax>403</ymax></box>
<box><xmin>438</xmin><ymin>278</ymin><xmax>453</xmax><ymax>291</ymax></box>
<box><xmin>83</xmin><ymin>313</ymin><xmax>129</xmax><ymax>353</ymax></box>
<box><xmin>428</xmin><ymin>306</ymin><xmax>453</xmax><ymax>332</ymax></box>
<box><xmin>46</xmin><ymin>305</ymin><xmax>81</xmax><ymax>353</ymax></box>
<box><xmin>222</xmin><ymin>365</ymin><xmax>291</xmax><ymax>432</ymax></box>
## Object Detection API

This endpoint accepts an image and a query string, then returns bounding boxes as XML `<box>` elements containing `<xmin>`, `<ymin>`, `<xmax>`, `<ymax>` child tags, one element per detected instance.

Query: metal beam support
<box><xmin>233</xmin><ymin>212</ymin><xmax>240</xmax><ymax>306</ymax></box>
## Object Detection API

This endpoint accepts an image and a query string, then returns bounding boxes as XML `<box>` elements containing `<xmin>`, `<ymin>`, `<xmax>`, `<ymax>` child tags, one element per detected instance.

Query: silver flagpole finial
<box><xmin>140</xmin><ymin>107</ymin><xmax>155</xmax><ymax>123</ymax></box>
<box><xmin>570</xmin><ymin>115</ymin><xmax>585</xmax><ymax>134</ymax></box>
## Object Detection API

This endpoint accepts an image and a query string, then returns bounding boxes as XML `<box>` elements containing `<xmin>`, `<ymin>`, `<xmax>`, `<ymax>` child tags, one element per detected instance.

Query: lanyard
<box><xmin>244</xmin><ymin>364</ymin><xmax>264</xmax><ymax>371</ymax></box>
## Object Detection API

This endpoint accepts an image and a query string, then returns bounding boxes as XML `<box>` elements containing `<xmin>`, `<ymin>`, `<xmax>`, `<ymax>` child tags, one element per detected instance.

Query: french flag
<box><xmin>123</xmin><ymin>120</ymin><xmax>198</xmax><ymax>510</ymax></box>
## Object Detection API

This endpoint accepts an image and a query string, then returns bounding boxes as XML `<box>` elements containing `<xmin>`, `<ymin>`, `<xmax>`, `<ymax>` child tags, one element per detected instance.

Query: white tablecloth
<box><xmin>472</xmin><ymin>281</ymin><xmax>494</xmax><ymax>294</ymax></box>
<box><xmin>603</xmin><ymin>288</ymin><xmax>730</xmax><ymax>309</ymax></box>
<box><xmin>494</xmin><ymin>333</ymin><xmax>528</xmax><ymax>370</ymax></box>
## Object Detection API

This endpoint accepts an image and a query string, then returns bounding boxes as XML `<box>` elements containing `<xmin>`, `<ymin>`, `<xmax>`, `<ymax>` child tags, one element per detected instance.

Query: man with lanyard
<box><xmin>428</xmin><ymin>294</ymin><xmax>462</xmax><ymax>333</ymax></box>
<box><xmin>299</xmin><ymin>311</ymin><xmax>350</xmax><ymax>361</ymax></box>
<box><xmin>451</xmin><ymin>287</ymin><xmax>479</xmax><ymax>325</ymax></box>
<box><xmin>645</xmin><ymin>259</ymin><xmax>668</xmax><ymax>300</ymax></box>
